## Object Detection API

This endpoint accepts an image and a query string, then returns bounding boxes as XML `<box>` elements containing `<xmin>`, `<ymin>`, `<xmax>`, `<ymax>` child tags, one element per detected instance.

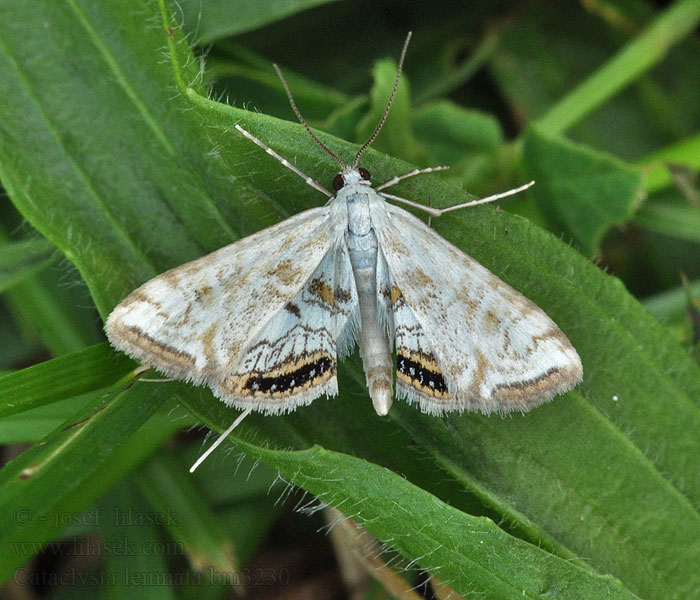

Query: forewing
<box><xmin>106</xmin><ymin>207</ymin><xmax>353</xmax><ymax>411</ymax></box>
<box><xmin>215</xmin><ymin>243</ymin><xmax>358</xmax><ymax>413</ymax></box>
<box><xmin>375</xmin><ymin>204</ymin><xmax>582</xmax><ymax>415</ymax></box>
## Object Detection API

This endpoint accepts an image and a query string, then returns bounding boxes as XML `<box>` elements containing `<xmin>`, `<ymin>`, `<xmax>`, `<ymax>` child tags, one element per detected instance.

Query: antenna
<box><xmin>352</xmin><ymin>31</ymin><xmax>412</xmax><ymax>168</ymax></box>
<box><xmin>274</xmin><ymin>64</ymin><xmax>346</xmax><ymax>170</ymax></box>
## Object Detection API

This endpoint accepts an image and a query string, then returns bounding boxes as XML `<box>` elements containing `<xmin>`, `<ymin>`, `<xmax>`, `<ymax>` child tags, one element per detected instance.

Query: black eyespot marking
<box><xmin>332</xmin><ymin>173</ymin><xmax>344</xmax><ymax>191</ymax></box>
<box><xmin>359</xmin><ymin>167</ymin><xmax>371</xmax><ymax>180</ymax></box>
<box><xmin>244</xmin><ymin>356</ymin><xmax>334</xmax><ymax>394</ymax></box>
<box><xmin>397</xmin><ymin>354</ymin><xmax>447</xmax><ymax>394</ymax></box>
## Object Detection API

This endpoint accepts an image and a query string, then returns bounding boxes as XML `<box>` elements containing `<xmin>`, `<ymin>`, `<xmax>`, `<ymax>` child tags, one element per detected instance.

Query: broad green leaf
<box><xmin>0</xmin><ymin>228</ymin><xmax>99</xmax><ymax>356</ymax></box>
<box><xmin>412</xmin><ymin>100</ymin><xmax>505</xmax><ymax>190</ymax></box>
<box><xmin>0</xmin><ymin>381</ymin><xmax>177</xmax><ymax>579</ymax></box>
<box><xmin>413</xmin><ymin>100</ymin><xmax>502</xmax><ymax>164</ymax></box>
<box><xmin>0</xmin><ymin>343</ymin><xmax>133</xmax><ymax>419</ymax></box>
<box><xmin>179</xmin><ymin>113</ymin><xmax>700</xmax><ymax>597</ymax></box>
<box><xmin>177</xmin><ymin>0</ymin><xmax>338</xmax><ymax>44</ymax></box>
<box><xmin>523</xmin><ymin>125</ymin><xmax>643</xmax><ymax>255</ymax></box>
<box><xmin>205</xmin><ymin>42</ymin><xmax>349</xmax><ymax>123</ymax></box>
<box><xmin>137</xmin><ymin>453</ymin><xmax>238</xmax><ymax>575</ymax></box>
<box><xmin>235</xmin><ymin>442</ymin><xmax>641</xmax><ymax>600</ymax></box>
<box><xmin>323</xmin><ymin>95</ymin><xmax>369</xmax><ymax>141</ymax></box>
<box><xmin>0</xmin><ymin>239</ymin><xmax>56</xmax><ymax>293</ymax></box>
<box><xmin>100</xmin><ymin>482</ymin><xmax>174</xmax><ymax>600</ymax></box>
<box><xmin>0</xmin><ymin>0</ymin><xmax>258</xmax><ymax>316</ymax></box>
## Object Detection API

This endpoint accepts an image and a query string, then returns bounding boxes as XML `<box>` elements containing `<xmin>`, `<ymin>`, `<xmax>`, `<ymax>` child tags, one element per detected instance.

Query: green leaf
<box><xmin>205</xmin><ymin>42</ymin><xmax>350</xmax><ymax>123</ymax></box>
<box><xmin>534</xmin><ymin>0</ymin><xmax>700</xmax><ymax>136</ymax></box>
<box><xmin>490</xmin><ymin>1</ymin><xmax>700</xmax><ymax>159</ymax></box>
<box><xmin>637</xmin><ymin>131</ymin><xmax>700</xmax><ymax>193</ymax></box>
<box><xmin>632</xmin><ymin>194</ymin><xmax>700</xmax><ymax>243</ymax></box>
<box><xmin>0</xmin><ymin>239</ymin><xmax>56</xmax><ymax>293</ymax></box>
<box><xmin>0</xmin><ymin>395</ymin><xmax>96</xmax><ymax>444</ymax></box>
<box><xmin>183</xmin><ymin>447</ymin><xmax>282</xmax><ymax>564</ymax></box>
<box><xmin>413</xmin><ymin>100</ymin><xmax>503</xmax><ymax>163</ymax></box>
<box><xmin>100</xmin><ymin>482</ymin><xmax>175</xmax><ymax>600</ymax></box>
<box><xmin>0</xmin><ymin>0</ymin><xmax>254</xmax><ymax>317</ymax></box>
<box><xmin>137</xmin><ymin>453</ymin><xmax>238</xmax><ymax>576</ymax></box>
<box><xmin>236</xmin><ymin>442</ymin><xmax>641</xmax><ymax>600</ymax></box>
<box><xmin>0</xmin><ymin>382</ymin><xmax>176</xmax><ymax>579</ymax></box>
<box><xmin>413</xmin><ymin>31</ymin><xmax>500</xmax><ymax>104</ymax></box>
<box><xmin>412</xmin><ymin>100</ymin><xmax>505</xmax><ymax>190</ymax></box>
<box><xmin>0</xmin><ymin>343</ymin><xmax>133</xmax><ymax>419</ymax></box>
<box><xmin>0</xmin><ymin>227</ymin><xmax>99</xmax><ymax>356</ymax></box>
<box><xmin>177</xmin><ymin>0</ymin><xmax>339</xmax><ymax>44</ymax></box>
<box><xmin>644</xmin><ymin>277</ymin><xmax>700</xmax><ymax>323</ymax></box>
<box><xmin>354</xmin><ymin>58</ymin><xmax>431</xmax><ymax>166</ymax></box>
<box><xmin>523</xmin><ymin>125</ymin><xmax>644</xmax><ymax>255</ymax></box>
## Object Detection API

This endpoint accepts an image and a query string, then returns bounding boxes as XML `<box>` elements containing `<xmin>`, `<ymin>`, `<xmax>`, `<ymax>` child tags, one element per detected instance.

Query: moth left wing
<box><xmin>374</xmin><ymin>203</ymin><xmax>582</xmax><ymax>415</ymax></box>
<box><xmin>216</xmin><ymin>242</ymin><xmax>358</xmax><ymax>413</ymax></box>
<box><xmin>106</xmin><ymin>207</ymin><xmax>356</xmax><ymax>413</ymax></box>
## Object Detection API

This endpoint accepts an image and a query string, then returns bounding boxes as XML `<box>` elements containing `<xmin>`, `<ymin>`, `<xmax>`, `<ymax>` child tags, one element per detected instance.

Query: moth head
<box><xmin>333</xmin><ymin>167</ymin><xmax>371</xmax><ymax>191</ymax></box>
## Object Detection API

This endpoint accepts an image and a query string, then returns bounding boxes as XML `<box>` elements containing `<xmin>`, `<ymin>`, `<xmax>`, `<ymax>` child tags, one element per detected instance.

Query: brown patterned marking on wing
<box><xmin>219</xmin><ymin>351</ymin><xmax>336</xmax><ymax>398</ymax></box>
<box><xmin>397</xmin><ymin>350</ymin><xmax>449</xmax><ymax>399</ymax></box>
<box><xmin>455</xmin><ymin>287</ymin><xmax>479</xmax><ymax>314</ymax></box>
<box><xmin>201</xmin><ymin>323</ymin><xmax>219</xmax><ymax>366</ymax></box>
<box><xmin>408</xmin><ymin>267</ymin><xmax>433</xmax><ymax>289</ymax></box>
<box><xmin>467</xmin><ymin>349</ymin><xmax>489</xmax><ymax>397</ymax></box>
<box><xmin>195</xmin><ymin>285</ymin><xmax>214</xmax><ymax>305</ymax></box>
<box><xmin>269</xmin><ymin>258</ymin><xmax>303</xmax><ymax>286</ymax></box>
<box><xmin>334</xmin><ymin>286</ymin><xmax>352</xmax><ymax>304</ymax></box>
<box><xmin>390</xmin><ymin>285</ymin><xmax>403</xmax><ymax>305</ymax></box>
<box><xmin>484</xmin><ymin>309</ymin><xmax>500</xmax><ymax>334</ymax></box>
<box><xmin>309</xmin><ymin>278</ymin><xmax>335</xmax><ymax>306</ymax></box>
<box><xmin>112</xmin><ymin>324</ymin><xmax>196</xmax><ymax>370</ymax></box>
<box><xmin>284</xmin><ymin>302</ymin><xmax>301</xmax><ymax>318</ymax></box>
<box><xmin>491</xmin><ymin>364</ymin><xmax>580</xmax><ymax>409</ymax></box>
<box><xmin>532</xmin><ymin>326</ymin><xmax>574</xmax><ymax>347</ymax></box>
<box><xmin>119</xmin><ymin>291</ymin><xmax>162</xmax><ymax>309</ymax></box>
<box><xmin>160</xmin><ymin>268</ymin><xmax>182</xmax><ymax>288</ymax></box>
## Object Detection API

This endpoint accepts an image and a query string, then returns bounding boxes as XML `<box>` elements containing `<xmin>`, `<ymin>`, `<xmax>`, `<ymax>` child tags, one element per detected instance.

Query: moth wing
<box><xmin>216</xmin><ymin>241</ymin><xmax>358</xmax><ymax>413</ymax></box>
<box><xmin>106</xmin><ymin>207</ymin><xmax>357</xmax><ymax>412</ymax></box>
<box><xmin>374</xmin><ymin>203</ymin><xmax>582</xmax><ymax>415</ymax></box>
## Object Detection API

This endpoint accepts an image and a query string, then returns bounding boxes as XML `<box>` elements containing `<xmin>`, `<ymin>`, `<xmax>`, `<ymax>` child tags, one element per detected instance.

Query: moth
<box><xmin>106</xmin><ymin>33</ymin><xmax>582</xmax><ymax>429</ymax></box>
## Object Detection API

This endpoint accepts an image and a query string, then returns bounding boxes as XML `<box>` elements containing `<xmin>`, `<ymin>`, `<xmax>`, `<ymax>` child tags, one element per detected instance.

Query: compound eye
<box><xmin>359</xmin><ymin>167</ymin><xmax>371</xmax><ymax>180</ymax></box>
<box><xmin>332</xmin><ymin>174</ymin><xmax>344</xmax><ymax>191</ymax></box>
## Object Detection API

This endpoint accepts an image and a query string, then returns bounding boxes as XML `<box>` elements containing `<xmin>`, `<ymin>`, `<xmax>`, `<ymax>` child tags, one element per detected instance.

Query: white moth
<box><xmin>106</xmin><ymin>33</ymin><xmax>582</xmax><ymax>468</ymax></box>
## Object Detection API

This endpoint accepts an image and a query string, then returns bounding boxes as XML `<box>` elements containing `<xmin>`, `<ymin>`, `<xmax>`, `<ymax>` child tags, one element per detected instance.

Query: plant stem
<box><xmin>536</xmin><ymin>0</ymin><xmax>700</xmax><ymax>135</ymax></box>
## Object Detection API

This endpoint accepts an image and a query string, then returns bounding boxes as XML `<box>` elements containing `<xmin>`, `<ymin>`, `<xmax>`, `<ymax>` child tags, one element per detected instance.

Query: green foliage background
<box><xmin>1</xmin><ymin>0</ymin><xmax>699</xmax><ymax>598</ymax></box>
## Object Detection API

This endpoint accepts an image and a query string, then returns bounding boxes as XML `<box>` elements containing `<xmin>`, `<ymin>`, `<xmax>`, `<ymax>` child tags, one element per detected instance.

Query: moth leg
<box><xmin>380</xmin><ymin>181</ymin><xmax>534</xmax><ymax>217</ymax></box>
<box><xmin>375</xmin><ymin>166</ymin><xmax>449</xmax><ymax>191</ymax></box>
<box><xmin>235</xmin><ymin>124</ymin><xmax>334</xmax><ymax>198</ymax></box>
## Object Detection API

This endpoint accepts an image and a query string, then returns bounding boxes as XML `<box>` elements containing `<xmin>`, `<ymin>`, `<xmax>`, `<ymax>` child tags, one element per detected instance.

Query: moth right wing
<box><xmin>106</xmin><ymin>207</ymin><xmax>357</xmax><ymax>412</ymax></box>
<box><xmin>374</xmin><ymin>203</ymin><xmax>582</xmax><ymax>415</ymax></box>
